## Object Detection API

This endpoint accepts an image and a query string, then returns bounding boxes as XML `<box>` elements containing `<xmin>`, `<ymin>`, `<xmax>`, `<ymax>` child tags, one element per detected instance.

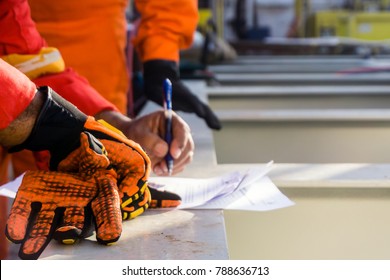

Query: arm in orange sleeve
<box><xmin>133</xmin><ymin>0</ymin><xmax>199</xmax><ymax>62</ymax></box>
<box><xmin>0</xmin><ymin>0</ymin><xmax>46</xmax><ymax>55</ymax></box>
<box><xmin>0</xmin><ymin>0</ymin><xmax>119</xmax><ymax>117</ymax></box>
<box><xmin>0</xmin><ymin>59</ymin><xmax>36</xmax><ymax>131</ymax></box>
<box><xmin>32</xmin><ymin>69</ymin><xmax>119</xmax><ymax>116</ymax></box>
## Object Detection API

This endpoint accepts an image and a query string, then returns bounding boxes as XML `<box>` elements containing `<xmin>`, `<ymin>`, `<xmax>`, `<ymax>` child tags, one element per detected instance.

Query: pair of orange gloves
<box><xmin>5</xmin><ymin>86</ymin><xmax>180</xmax><ymax>260</ymax></box>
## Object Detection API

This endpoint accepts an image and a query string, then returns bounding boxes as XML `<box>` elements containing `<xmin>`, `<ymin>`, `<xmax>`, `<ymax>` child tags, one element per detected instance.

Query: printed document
<box><xmin>148</xmin><ymin>163</ymin><xmax>294</xmax><ymax>211</ymax></box>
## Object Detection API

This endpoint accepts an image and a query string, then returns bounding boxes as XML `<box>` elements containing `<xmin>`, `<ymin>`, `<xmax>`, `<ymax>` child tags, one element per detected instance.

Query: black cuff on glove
<box><xmin>143</xmin><ymin>59</ymin><xmax>179</xmax><ymax>105</ymax></box>
<box><xmin>9</xmin><ymin>86</ymin><xmax>88</xmax><ymax>169</ymax></box>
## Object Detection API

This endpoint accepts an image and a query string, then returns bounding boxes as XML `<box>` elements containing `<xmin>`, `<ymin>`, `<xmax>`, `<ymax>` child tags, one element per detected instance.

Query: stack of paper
<box><xmin>149</xmin><ymin>162</ymin><xmax>295</xmax><ymax>211</ymax></box>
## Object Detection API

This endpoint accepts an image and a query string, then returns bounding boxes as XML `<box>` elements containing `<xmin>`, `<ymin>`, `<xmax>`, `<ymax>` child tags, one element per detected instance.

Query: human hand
<box><xmin>94</xmin><ymin>110</ymin><xmax>190</xmax><ymax>208</ymax></box>
<box><xmin>6</xmin><ymin>133</ymin><xmax>122</xmax><ymax>260</ymax></box>
<box><xmin>143</xmin><ymin>59</ymin><xmax>222</xmax><ymax>130</ymax></box>
<box><xmin>121</xmin><ymin>110</ymin><xmax>194</xmax><ymax>177</ymax></box>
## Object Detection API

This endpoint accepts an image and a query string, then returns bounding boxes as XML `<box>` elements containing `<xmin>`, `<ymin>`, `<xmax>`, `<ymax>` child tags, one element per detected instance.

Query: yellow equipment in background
<box><xmin>198</xmin><ymin>8</ymin><xmax>213</xmax><ymax>33</ymax></box>
<box><xmin>307</xmin><ymin>10</ymin><xmax>390</xmax><ymax>40</ymax></box>
<box><xmin>297</xmin><ymin>0</ymin><xmax>390</xmax><ymax>40</ymax></box>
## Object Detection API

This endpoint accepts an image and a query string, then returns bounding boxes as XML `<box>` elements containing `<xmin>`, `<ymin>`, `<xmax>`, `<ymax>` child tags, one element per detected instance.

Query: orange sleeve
<box><xmin>133</xmin><ymin>0</ymin><xmax>199</xmax><ymax>63</ymax></box>
<box><xmin>0</xmin><ymin>0</ymin><xmax>46</xmax><ymax>55</ymax></box>
<box><xmin>0</xmin><ymin>0</ymin><xmax>120</xmax><ymax>117</ymax></box>
<box><xmin>33</xmin><ymin>68</ymin><xmax>119</xmax><ymax>116</ymax></box>
<box><xmin>0</xmin><ymin>59</ymin><xmax>36</xmax><ymax>130</ymax></box>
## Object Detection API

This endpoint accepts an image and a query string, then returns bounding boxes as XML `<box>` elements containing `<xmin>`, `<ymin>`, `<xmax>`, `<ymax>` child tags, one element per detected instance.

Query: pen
<box><xmin>163</xmin><ymin>78</ymin><xmax>174</xmax><ymax>176</ymax></box>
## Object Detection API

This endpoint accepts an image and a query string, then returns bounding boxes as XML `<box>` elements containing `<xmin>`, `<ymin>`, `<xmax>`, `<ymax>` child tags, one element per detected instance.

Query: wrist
<box><xmin>0</xmin><ymin>90</ymin><xmax>44</xmax><ymax>148</ymax></box>
<box><xmin>143</xmin><ymin>59</ymin><xmax>179</xmax><ymax>82</ymax></box>
<box><xmin>9</xmin><ymin>86</ymin><xmax>88</xmax><ymax>169</ymax></box>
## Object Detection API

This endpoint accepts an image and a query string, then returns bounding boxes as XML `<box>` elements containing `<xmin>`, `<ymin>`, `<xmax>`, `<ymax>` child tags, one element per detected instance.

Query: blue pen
<box><xmin>163</xmin><ymin>78</ymin><xmax>174</xmax><ymax>175</ymax></box>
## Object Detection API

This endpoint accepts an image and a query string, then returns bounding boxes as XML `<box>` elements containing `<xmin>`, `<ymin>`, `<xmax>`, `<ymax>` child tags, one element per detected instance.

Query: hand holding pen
<box><xmin>163</xmin><ymin>78</ymin><xmax>174</xmax><ymax>176</ymax></box>
<box><xmin>122</xmin><ymin>79</ymin><xmax>194</xmax><ymax>176</ymax></box>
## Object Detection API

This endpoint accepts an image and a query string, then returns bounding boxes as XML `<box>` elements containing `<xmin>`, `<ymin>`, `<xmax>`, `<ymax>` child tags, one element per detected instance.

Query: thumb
<box><xmin>141</xmin><ymin>131</ymin><xmax>169</xmax><ymax>159</ymax></box>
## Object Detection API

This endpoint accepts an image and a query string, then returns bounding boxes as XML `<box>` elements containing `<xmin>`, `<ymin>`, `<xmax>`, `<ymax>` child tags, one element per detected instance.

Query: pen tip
<box><xmin>168</xmin><ymin>162</ymin><xmax>173</xmax><ymax>176</ymax></box>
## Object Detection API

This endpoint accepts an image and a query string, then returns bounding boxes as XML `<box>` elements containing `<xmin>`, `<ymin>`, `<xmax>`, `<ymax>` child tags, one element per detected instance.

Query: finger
<box><xmin>152</xmin><ymin>162</ymin><xmax>166</xmax><ymax>176</ymax></box>
<box><xmin>142</xmin><ymin>131</ymin><xmax>169</xmax><ymax>159</ymax></box>
<box><xmin>155</xmin><ymin>145</ymin><xmax>194</xmax><ymax>176</ymax></box>
<box><xmin>170</xmin><ymin>112</ymin><xmax>193</xmax><ymax>159</ymax></box>
<box><xmin>122</xmin><ymin>110</ymin><xmax>166</xmax><ymax>157</ymax></box>
<box><xmin>129</xmin><ymin>111</ymin><xmax>169</xmax><ymax>160</ymax></box>
<box><xmin>120</xmin><ymin>178</ymin><xmax>147</xmax><ymax>211</ymax></box>
<box><xmin>5</xmin><ymin>197</ymin><xmax>33</xmax><ymax>243</ymax></box>
<box><xmin>53</xmin><ymin>206</ymin><xmax>85</xmax><ymax>245</ymax></box>
<box><xmin>58</xmin><ymin>132</ymin><xmax>109</xmax><ymax>173</ymax></box>
<box><xmin>170</xmin><ymin>131</ymin><xmax>194</xmax><ymax>166</ymax></box>
<box><xmin>19</xmin><ymin>203</ymin><xmax>59</xmax><ymax>260</ymax></box>
<box><xmin>122</xmin><ymin>187</ymin><xmax>151</xmax><ymax>219</ymax></box>
<box><xmin>149</xmin><ymin>187</ymin><xmax>181</xmax><ymax>208</ymax></box>
<box><xmin>92</xmin><ymin>173</ymin><xmax>122</xmax><ymax>245</ymax></box>
<box><xmin>121</xmin><ymin>180</ymin><xmax>149</xmax><ymax>220</ymax></box>
<box><xmin>171</xmin><ymin>149</ymin><xmax>194</xmax><ymax>175</ymax></box>
<box><xmin>100</xmin><ymin>139</ymin><xmax>149</xmax><ymax>197</ymax></box>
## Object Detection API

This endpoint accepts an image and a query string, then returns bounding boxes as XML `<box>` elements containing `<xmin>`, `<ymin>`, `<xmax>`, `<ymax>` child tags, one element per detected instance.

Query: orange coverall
<box><xmin>28</xmin><ymin>0</ymin><xmax>199</xmax><ymax>114</ymax></box>
<box><xmin>0</xmin><ymin>0</ymin><xmax>119</xmax><ymax>175</ymax></box>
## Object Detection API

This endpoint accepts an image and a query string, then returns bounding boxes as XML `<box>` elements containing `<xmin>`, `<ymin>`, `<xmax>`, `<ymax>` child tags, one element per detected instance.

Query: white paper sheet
<box><xmin>149</xmin><ymin>163</ymin><xmax>295</xmax><ymax>211</ymax></box>
<box><xmin>148</xmin><ymin>171</ymin><xmax>244</xmax><ymax>209</ymax></box>
<box><xmin>198</xmin><ymin>176</ymin><xmax>294</xmax><ymax>211</ymax></box>
<box><xmin>0</xmin><ymin>172</ymin><xmax>25</xmax><ymax>198</ymax></box>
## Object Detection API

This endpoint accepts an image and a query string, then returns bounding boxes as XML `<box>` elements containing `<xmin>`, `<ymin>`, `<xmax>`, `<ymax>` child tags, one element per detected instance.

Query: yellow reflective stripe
<box><xmin>1</xmin><ymin>47</ymin><xmax>65</xmax><ymax>79</ymax></box>
<box><xmin>61</xmin><ymin>239</ymin><xmax>76</xmax><ymax>245</ymax></box>
<box><xmin>97</xmin><ymin>119</ymin><xmax>125</xmax><ymax>137</ymax></box>
<box><xmin>139</xmin><ymin>181</ymin><xmax>147</xmax><ymax>193</ymax></box>
<box><xmin>121</xmin><ymin>184</ymin><xmax>151</xmax><ymax>220</ymax></box>
<box><xmin>121</xmin><ymin>193</ymin><xmax>139</xmax><ymax>208</ymax></box>
<box><xmin>122</xmin><ymin>212</ymin><xmax>128</xmax><ymax>220</ymax></box>
<box><xmin>129</xmin><ymin>207</ymin><xmax>145</xmax><ymax>219</ymax></box>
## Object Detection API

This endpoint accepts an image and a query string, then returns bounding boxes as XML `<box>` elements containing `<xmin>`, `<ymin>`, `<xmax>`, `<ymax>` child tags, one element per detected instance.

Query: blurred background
<box><xmin>185</xmin><ymin>0</ymin><xmax>390</xmax><ymax>59</ymax></box>
<box><xmin>178</xmin><ymin>0</ymin><xmax>390</xmax><ymax>260</ymax></box>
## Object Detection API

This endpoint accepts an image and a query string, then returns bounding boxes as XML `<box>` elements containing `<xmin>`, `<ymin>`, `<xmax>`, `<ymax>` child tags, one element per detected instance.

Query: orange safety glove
<box><xmin>83</xmin><ymin>118</ymin><xmax>151</xmax><ymax>220</ymax></box>
<box><xmin>85</xmin><ymin>120</ymin><xmax>181</xmax><ymax>210</ymax></box>
<box><xmin>10</xmin><ymin>86</ymin><xmax>151</xmax><ymax>220</ymax></box>
<box><xmin>5</xmin><ymin>133</ymin><xmax>122</xmax><ymax>260</ymax></box>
